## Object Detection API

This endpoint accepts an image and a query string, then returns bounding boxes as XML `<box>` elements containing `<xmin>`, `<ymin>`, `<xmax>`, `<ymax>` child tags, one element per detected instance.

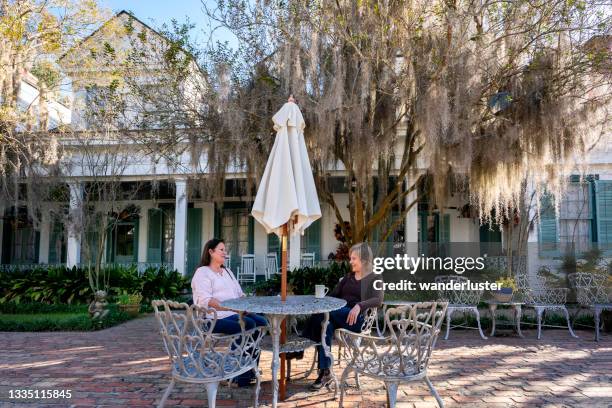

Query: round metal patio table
<box><xmin>221</xmin><ymin>295</ymin><xmax>346</xmax><ymax>408</ymax></box>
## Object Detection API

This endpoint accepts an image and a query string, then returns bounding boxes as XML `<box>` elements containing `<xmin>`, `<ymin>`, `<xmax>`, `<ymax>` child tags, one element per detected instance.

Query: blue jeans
<box><xmin>305</xmin><ymin>306</ymin><xmax>364</xmax><ymax>369</ymax></box>
<box><xmin>213</xmin><ymin>313</ymin><xmax>267</xmax><ymax>385</ymax></box>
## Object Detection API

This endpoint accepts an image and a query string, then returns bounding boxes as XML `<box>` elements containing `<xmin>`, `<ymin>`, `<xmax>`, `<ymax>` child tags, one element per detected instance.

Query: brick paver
<box><xmin>1</xmin><ymin>316</ymin><xmax>610</xmax><ymax>407</ymax></box>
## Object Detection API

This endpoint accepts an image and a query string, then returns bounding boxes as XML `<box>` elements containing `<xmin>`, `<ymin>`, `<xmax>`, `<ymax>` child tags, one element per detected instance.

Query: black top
<box><xmin>330</xmin><ymin>272</ymin><xmax>383</xmax><ymax>310</ymax></box>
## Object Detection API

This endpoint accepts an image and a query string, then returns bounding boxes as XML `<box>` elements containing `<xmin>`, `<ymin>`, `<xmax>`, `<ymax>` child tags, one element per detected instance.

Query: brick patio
<box><xmin>1</xmin><ymin>315</ymin><xmax>611</xmax><ymax>408</ymax></box>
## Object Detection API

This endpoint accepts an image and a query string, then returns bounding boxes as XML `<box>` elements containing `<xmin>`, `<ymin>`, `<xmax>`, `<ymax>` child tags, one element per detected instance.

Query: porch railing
<box><xmin>0</xmin><ymin>262</ymin><xmax>175</xmax><ymax>275</ymax></box>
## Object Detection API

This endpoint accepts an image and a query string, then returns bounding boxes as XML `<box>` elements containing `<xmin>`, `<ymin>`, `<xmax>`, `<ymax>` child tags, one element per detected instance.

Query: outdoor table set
<box><xmin>221</xmin><ymin>295</ymin><xmax>346</xmax><ymax>408</ymax></box>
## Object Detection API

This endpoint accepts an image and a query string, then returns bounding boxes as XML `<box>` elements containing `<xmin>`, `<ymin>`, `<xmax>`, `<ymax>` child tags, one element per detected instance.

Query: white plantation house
<box><xmin>1</xmin><ymin>11</ymin><xmax>610</xmax><ymax>278</ymax></box>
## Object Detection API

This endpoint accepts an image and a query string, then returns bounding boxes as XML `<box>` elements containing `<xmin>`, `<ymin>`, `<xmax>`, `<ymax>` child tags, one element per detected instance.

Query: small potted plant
<box><xmin>117</xmin><ymin>292</ymin><xmax>143</xmax><ymax>317</ymax></box>
<box><xmin>493</xmin><ymin>276</ymin><xmax>517</xmax><ymax>302</ymax></box>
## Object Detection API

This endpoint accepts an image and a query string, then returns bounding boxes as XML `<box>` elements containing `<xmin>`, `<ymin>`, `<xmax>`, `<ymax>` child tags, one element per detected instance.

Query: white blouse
<box><xmin>191</xmin><ymin>265</ymin><xmax>245</xmax><ymax>319</ymax></box>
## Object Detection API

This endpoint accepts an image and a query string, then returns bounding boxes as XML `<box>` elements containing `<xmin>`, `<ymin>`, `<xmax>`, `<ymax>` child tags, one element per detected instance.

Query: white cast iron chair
<box><xmin>337</xmin><ymin>302</ymin><xmax>448</xmax><ymax>408</ymax></box>
<box><xmin>152</xmin><ymin>300</ymin><xmax>266</xmax><ymax>408</ymax></box>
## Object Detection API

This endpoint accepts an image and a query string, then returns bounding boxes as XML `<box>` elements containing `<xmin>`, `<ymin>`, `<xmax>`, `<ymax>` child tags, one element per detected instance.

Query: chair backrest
<box><xmin>224</xmin><ymin>254</ymin><xmax>232</xmax><ymax>270</ymax></box>
<box><xmin>435</xmin><ymin>275</ymin><xmax>483</xmax><ymax>305</ymax></box>
<box><xmin>241</xmin><ymin>254</ymin><xmax>255</xmax><ymax>275</ymax></box>
<box><xmin>360</xmin><ymin>307</ymin><xmax>378</xmax><ymax>334</ymax></box>
<box><xmin>385</xmin><ymin>302</ymin><xmax>448</xmax><ymax>374</ymax></box>
<box><xmin>266</xmin><ymin>253</ymin><xmax>278</xmax><ymax>275</ymax></box>
<box><xmin>568</xmin><ymin>272</ymin><xmax>609</xmax><ymax>305</ymax></box>
<box><xmin>337</xmin><ymin>302</ymin><xmax>447</xmax><ymax>379</ymax></box>
<box><xmin>301</xmin><ymin>252</ymin><xmax>315</xmax><ymax>267</ymax></box>
<box><xmin>516</xmin><ymin>272</ymin><xmax>568</xmax><ymax>304</ymax></box>
<box><xmin>152</xmin><ymin>299</ymin><xmax>264</xmax><ymax>381</ymax></box>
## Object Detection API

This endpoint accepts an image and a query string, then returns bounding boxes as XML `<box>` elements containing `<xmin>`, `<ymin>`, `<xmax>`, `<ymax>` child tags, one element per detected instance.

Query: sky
<box><xmin>100</xmin><ymin>0</ymin><xmax>237</xmax><ymax>50</ymax></box>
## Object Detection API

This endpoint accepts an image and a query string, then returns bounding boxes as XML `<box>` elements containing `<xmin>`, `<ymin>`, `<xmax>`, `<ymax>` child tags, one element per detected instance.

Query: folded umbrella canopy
<box><xmin>251</xmin><ymin>100</ymin><xmax>321</xmax><ymax>238</ymax></box>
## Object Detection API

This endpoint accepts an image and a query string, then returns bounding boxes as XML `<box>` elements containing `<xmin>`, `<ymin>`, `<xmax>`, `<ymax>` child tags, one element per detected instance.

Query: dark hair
<box><xmin>199</xmin><ymin>238</ymin><xmax>225</xmax><ymax>268</ymax></box>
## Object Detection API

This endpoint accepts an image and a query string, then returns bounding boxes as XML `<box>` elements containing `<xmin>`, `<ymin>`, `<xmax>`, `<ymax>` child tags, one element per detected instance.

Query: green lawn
<box><xmin>0</xmin><ymin>304</ymin><xmax>137</xmax><ymax>331</ymax></box>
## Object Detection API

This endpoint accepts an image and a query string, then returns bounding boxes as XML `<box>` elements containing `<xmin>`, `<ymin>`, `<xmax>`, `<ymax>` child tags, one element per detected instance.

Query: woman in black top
<box><xmin>303</xmin><ymin>242</ymin><xmax>383</xmax><ymax>390</ymax></box>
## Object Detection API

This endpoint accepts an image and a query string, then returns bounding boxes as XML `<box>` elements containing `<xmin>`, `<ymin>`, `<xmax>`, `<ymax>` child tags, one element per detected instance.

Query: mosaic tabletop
<box><xmin>221</xmin><ymin>295</ymin><xmax>346</xmax><ymax>315</ymax></box>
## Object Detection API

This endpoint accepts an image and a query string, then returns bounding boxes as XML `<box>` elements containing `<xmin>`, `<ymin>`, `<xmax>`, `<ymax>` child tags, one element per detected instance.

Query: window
<box><xmin>558</xmin><ymin>182</ymin><xmax>592</xmax><ymax>253</ymax></box>
<box><xmin>116</xmin><ymin>224</ymin><xmax>135</xmax><ymax>257</ymax></box>
<box><xmin>538</xmin><ymin>175</ymin><xmax>607</xmax><ymax>257</ymax></box>
<box><xmin>12</xmin><ymin>225</ymin><xmax>37</xmax><ymax>264</ymax></box>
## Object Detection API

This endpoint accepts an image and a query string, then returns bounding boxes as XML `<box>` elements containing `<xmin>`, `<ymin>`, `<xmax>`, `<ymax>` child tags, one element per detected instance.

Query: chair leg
<box><xmin>157</xmin><ymin>378</ymin><xmax>175</xmax><ymax>408</ymax></box>
<box><xmin>355</xmin><ymin>372</ymin><xmax>361</xmax><ymax>390</ymax></box>
<box><xmin>595</xmin><ymin>306</ymin><xmax>602</xmax><ymax>342</ymax></box>
<box><xmin>425</xmin><ymin>375</ymin><xmax>444</xmax><ymax>408</ymax></box>
<box><xmin>338</xmin><ymin>367</ymin><xmax>351</xmax><ymax>408</ymax></box>
<box><xmin>205</xmin><ymin>382</ymin><xmax>219</xmax><ymax>408</ymax></box>
<box><xmin>536</xmin><ymin>307</ymin><xmax>544</xmax><ymax>340</ymax></box>
<box><xmin>474</xmin><ymin>308</ymin><xmax>487</xmax><ymax>340</ymax></box>
<box><xmin>253</xmin><ymin>367</ymin><xmax>262</xmax><ymax>408</ymax></box>
<box><xmin>286</xmin><ymin>359</ymin><xmax>292</xmax><ymax>381</ymax></box>
<box><xmin>561</xmin><ymin>306</ymin><xmax>578</xmax><ymax>338</ymax></box>
<box><xmin>385</xmin><ymin>382</ymin><xmax>399</xmax><ymax>408</ymax></box>
<box><xmin>444</xmin><ymin>309</ymin><xmax>452</xmax><ymax>340</ymax></box>
<box><xmin>306</xmin><ymin>351</ymin><xmax>317</xmax><ymax>377</ymax></box>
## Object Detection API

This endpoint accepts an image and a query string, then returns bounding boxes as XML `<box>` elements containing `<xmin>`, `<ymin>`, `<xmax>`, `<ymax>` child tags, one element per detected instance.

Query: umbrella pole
<box><xmin>280</xmin><ymin>222</ymin><xmax>288</xmax><ymax>400</ymax></box>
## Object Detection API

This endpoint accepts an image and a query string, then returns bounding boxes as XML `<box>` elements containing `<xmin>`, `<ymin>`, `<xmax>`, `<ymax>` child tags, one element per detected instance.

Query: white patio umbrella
<box><xmin>251</xmin><ymin>99</ymin><xmax>321</xmax><ymax>239</ymax></box>
<box><xmin>251</xmin><ymin>96</ymin><xmax>321</xmax><ymax>399</ymax></box>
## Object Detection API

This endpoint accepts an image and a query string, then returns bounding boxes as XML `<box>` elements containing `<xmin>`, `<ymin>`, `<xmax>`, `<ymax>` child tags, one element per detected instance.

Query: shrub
<box><xmin>116</xmin><ymin>292</ymin><xmax>143</xmax><ymax>305</ymax></box>
<box><xmin>0</xmin><ymin>266</ymin><xmax>91</xmax><ymax>304</ymax></box>
<box><xmin>0</xmin><ymin>265</ymin><xmax>189</xmax><ymax>305</ymax></box>
<box><xmin>289</xmin><ymin>262</ymin><xmax>350</xmax><ymax>295</ymax></box>
<box><xmin>249</xmin><ymin>261</ymin><xmax>351</xmax><ymax>296</ymax></box>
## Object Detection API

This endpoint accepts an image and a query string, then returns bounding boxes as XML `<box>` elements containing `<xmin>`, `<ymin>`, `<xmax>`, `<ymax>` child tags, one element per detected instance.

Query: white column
<box><xmin>404</xmin><ymin>178</ymin><xmax>419</xmax><ymax>258</ymax></box>
<box><xmin>67</xmin><ymin>182</ymin><xmax>83</xmax><ymax>268</ymax></box>
<box><xmin>138</xmin><ymin>203</ymin><xmax>150</xmax><ymax>263</ymax></box>
<box><xmin>173</xmin><ymin>178</ymin><xmax>188</xmax><ymax>275</ymax></box>
<box><xmin>526</xmin><ymin>181</ymin><xmax>540</xmax><ymax>279</ymax></box>
<box><xmin>38</xmin><ymin>209</ymin><xmax>50</xmax><ymax>264</ymax></box>
<box><xmin>289</xmin><ymin>232</ymin><xmax>300</xmax><ymax>270</ymax></box>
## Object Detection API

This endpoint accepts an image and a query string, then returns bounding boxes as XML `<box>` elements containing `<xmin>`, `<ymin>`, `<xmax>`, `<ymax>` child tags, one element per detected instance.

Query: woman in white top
<box><xmin>191</xmin><ymin>238</ymin><xmax>266</xmax><ymax>386</ymax></box>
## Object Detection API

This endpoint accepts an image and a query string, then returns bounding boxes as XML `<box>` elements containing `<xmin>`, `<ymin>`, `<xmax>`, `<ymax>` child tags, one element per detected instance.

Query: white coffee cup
<box><xmin>315</xmin><ymin>285</ymin><xmax>329</xmax><ymax>298</ymax></box>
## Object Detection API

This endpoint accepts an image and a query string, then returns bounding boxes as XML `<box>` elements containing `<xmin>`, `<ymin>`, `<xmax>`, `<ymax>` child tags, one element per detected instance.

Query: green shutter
<box><xmin>303</xmin><ymin>218</ymin><xmax>321</xmax><ymax>260</ymax></box>
<box><xmin>268</xmin><ymin>233</ymin><xmax>281</xmax><ymax>261</ymax></box>
<box><xmin>147</xmin><ymin>208</ymin><xmax>162</xmax><ymax>262</ymax></box>
<box><xmin>83</xmin><ymin>216</ymin><xmax>100</xmax><ymax>265</ymax></box>
<box><xmin>538</xmin><ymin>193</ymin><xmax>558</xmax><ymax>256</ymax></box>
<box><xmin>132</xmin><ymin>218</ymin><xmax>139</xmax><ymax>263</ymax></box>
<box><xmin>595</xmin><ymin>180</ymin><xmax>612</xmax><ymax>254</ymax></box>
<box><xmin>2</xmin><ymin>220</ymin><xmax>11</xmax><ymax>264</ymax></box>
<box><xmin>214</xmin><ymin>204</ymin><xmax>221</xmax><ymax>238</ymax></box>
<box><xmin>418</xmin><ymin>212</ymin><xmax>428</xmax><ymax>255</ymax></box>
<box><xmin>187</xmin><ymin>208</ymin><xmax>203</xmax><ymax>276</ymax></box>
<box><xmin>48</xmin><ymin>219</ymin><xmax>62</xmax><ymax>264</ymax></box>
<box><xmin>248</xmin><ymin>215</ymin><xmax>254</xmax><ymax>254</ymax></box>
<box><xmin>106</xmin><ymin>220</ymin><xmax>114</xmax><ymax>264</ymax></box>
<box><xmin>441</xmin><ymin>214</ymin><xmax>450</xmax><ymax>243</ymax></box>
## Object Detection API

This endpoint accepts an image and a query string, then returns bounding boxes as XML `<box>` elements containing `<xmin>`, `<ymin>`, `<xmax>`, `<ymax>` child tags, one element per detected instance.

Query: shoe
<box><xmin>310</xmin><ymin>369</ymin><xmax>332</xmax><ymax>390</ymax></box>
<box><xmin>286</xmin><ymin>350</ymin><xmax>304</xmax><ymax>360</ymax></box>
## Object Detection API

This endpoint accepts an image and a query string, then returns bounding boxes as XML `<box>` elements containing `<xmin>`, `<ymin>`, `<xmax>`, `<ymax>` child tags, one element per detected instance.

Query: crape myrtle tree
<box><xmin>0</xmin><ymin>0</ymin><xmax>105</xmax><ymax>221</ymax></box>
<box><xmin>59</xmin><ymin>81</ymin><xmax>143</xmax><ymax>292</ymax></box>
<box><xmin>203</xmin><ymin>0</ymin><xmax>610</xmax><ymax>247</ymax></box>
